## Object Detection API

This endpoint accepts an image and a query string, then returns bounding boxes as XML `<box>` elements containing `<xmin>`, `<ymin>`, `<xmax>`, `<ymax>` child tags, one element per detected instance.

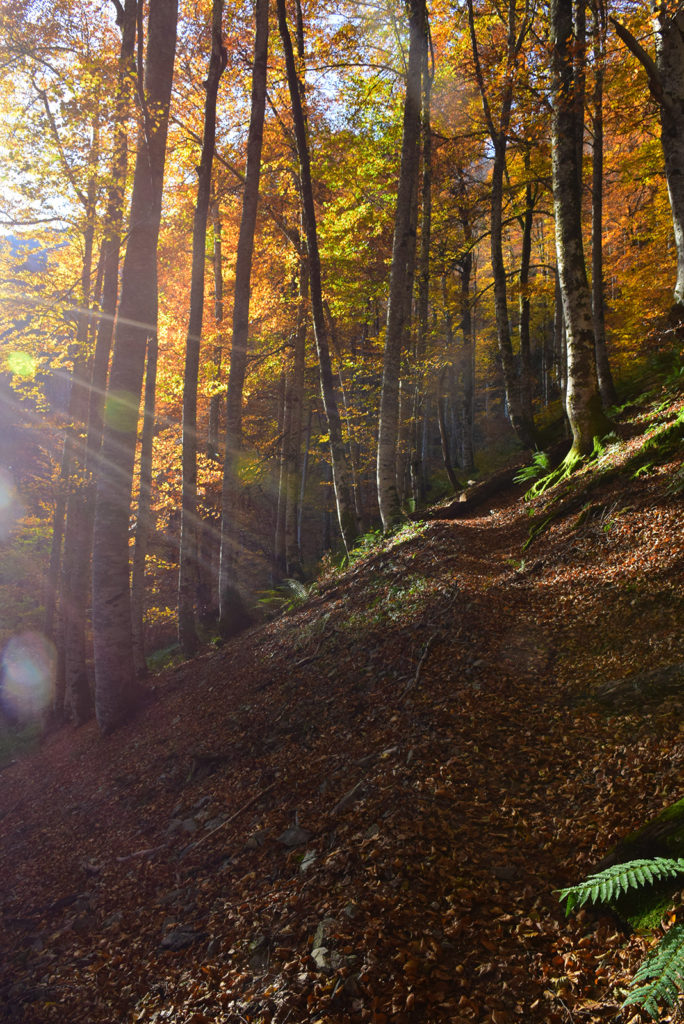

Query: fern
<box><xmin>513</xmin><ymin>449</ymin><xmax>551</xmax><ymax>485</ymax></box>
<box><xmin>558</xmin><ymin>858</ymin><xmax>684</xmax><ymax>915</ymax></box>
<box><xmin>623</xmin><ymin>922</ymin><xmax>684</xmax><ymax>1018</ymax></box>
<box><xmin>558</xmin><ymin>857</ymin><xmax>684</xmax><ymax>1019</ymax></box>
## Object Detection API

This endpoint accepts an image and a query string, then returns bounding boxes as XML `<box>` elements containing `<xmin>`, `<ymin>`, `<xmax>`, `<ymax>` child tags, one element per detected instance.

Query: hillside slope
<box><xmin>0</xmin><ymin>385</ymin><xmax>683</xmax><ymax>1024</ymax></box>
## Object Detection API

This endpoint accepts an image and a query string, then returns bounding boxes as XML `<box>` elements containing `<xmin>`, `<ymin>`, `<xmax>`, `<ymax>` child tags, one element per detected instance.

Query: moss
<box><xmin>607</xmin><ymin>799</ymin><xmax>684</xmax><ymax>932</ymax></box>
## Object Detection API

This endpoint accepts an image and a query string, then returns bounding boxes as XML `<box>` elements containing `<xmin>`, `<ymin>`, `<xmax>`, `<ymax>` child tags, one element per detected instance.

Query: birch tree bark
<box><xmin>91</xmin><ymin>0</ymin><xmax>178</xmax><ymax>733</ymax></box>
<box><xmin>551</xmin><ymin>0</ymin><xmax>611</xmax><ymax>457</ymax></box>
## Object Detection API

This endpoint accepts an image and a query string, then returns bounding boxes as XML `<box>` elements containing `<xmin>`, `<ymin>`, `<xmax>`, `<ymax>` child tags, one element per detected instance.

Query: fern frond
<box><xmin>558</xmin><ymin>858</ymin><xmax>684</xmax><ymax>915</ymax></box>
<box><xmin>623</xmin><ymin>922</ymin><xmax>684</xmax><ymax>1018</ymax></box>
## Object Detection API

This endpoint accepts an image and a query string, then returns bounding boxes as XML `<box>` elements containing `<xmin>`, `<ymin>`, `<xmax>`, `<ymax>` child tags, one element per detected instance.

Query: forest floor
<box><xmin>0</xmin><ymin>379</ymin><xmax>683</xmax><ymax>1024</ymax></box>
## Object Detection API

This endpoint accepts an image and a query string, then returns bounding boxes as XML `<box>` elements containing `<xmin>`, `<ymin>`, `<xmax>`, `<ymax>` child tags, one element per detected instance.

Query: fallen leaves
<box><xmin>1</xmin><ymin>456</ymin><xmax>683</xmax><ymax>1022</ymax></box>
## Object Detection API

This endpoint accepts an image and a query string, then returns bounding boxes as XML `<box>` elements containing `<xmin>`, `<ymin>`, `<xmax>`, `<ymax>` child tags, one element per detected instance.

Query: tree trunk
<box><xmin>178</xmin><ymin>0</ymin><xmax>226</xmax><ymax>657</ymax></box>
<box><xmin>207</xmin><ymin>199</ymin><xmax>224</xmax><ymax>460</ymax></box>
<box><xmin>91</xmin><ymin>0</ymin><xmax>177</xmax><ymax>734</ymax></box>
<box><xmin>218</xmin><ymin>0</ymin><xmax>269</xmax><ymax>636</ymax></box>
<box><xmin>277</xmin><ymin>0</ymin><xmax>359</xmax><ymax>548</ymax></box>
<box><xmin>131</xmin><ymin>333</ymin><xmax>157</xmax><ymax>678</ymax></box>
<box><xmin>466</xmin><ymin>0</ymin><xmax>536</xmax><ymax>449</ymax></box>
<box><xmin>518</xmin><ymin>145</ymin><xmax>535</xmax><ymax>424</ymax></box>
<box><xmin>376</xmin><ymin>0</ymin><xmax>427</xmax><ymax>530</ymax></box>
<box><xmin>590</xmin><ymin>0</ymin><xmax>617</xmax><ymax>408</ymax></box>
<box><xmin>61</xmin><ymin>114</ymin><xmax>101</xmax><ymax>725</ymax></box>
<box><xmin>551</xmin><ymin>0</ymin><xmax>611</xmax><ymax>458</ymax></box>
<box><xmin>612</xmin><ymin>8</ymin><xmax>684</xmax><ymax>311</ymax></box>
<box><xmin>412</xmin><ymin>31</ymin><xmax>433</xmax><ymax>507</ymax></box>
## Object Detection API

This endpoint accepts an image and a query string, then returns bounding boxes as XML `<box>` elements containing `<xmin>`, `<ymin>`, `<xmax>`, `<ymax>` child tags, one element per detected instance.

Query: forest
<box><xmin>0</xmin><ymin>0</ymin><xmax>680</xmax><ymax>730</ymax></box>
<box><xmin>0</xmin><ymin>1</ymin><xmax>684</xmax><ymax>1020</ymax></box>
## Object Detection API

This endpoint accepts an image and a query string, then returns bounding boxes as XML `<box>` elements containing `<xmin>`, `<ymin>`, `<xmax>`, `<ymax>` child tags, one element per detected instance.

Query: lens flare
<box><xmin>1</xmin><ymin>632</ymin><xmax>56</xmax><ymax>721</ymax></box>
<box><xmin>0</xmin><ymin>468</ymin><xmax>21</xmax><ymax>542</ymax></box>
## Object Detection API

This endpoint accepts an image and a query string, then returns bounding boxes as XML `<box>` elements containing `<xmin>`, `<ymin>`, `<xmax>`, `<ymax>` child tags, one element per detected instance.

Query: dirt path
<box><xmin>0</xmin><ymin>467</ymin><xmax>683</xmax><ymax>1023</ymax></box>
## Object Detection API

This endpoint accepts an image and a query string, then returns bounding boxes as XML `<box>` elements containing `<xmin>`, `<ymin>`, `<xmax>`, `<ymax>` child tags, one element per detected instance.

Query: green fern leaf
<box><xmin>558</xmin><ymin>858</ymin><xmax>684</xmax><ymax>917</ymax></box>
<box><xmin>622</xmin><ymin>922</ymin><xmax>684</xmax><ymax>1018</ymax></box>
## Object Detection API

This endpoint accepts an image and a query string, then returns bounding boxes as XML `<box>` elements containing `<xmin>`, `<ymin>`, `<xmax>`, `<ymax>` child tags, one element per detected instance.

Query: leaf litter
<box><xmin>0</xmin><ymin>424</ymin><xmax>683</xmax><ymax>1024</ymax></box>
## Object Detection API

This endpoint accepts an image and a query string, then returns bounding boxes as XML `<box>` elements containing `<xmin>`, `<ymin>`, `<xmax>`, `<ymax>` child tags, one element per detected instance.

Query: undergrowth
<box><xmin>559</xmin><ymin>858</ymin><xmax>684</xmax><ymax>1019</ymax></box>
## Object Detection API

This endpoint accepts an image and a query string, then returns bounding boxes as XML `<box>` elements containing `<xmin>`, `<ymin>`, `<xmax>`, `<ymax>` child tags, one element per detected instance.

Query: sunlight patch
<box><xmin>0</xmin><ymin>468</ymin><xmax>21</xmax><ymax>542</ymax></box>
<box><xmin>1</xmin><ymin>631</ymin><xmax>55</xmax><ymax>720</ymax></box>
<box><xmin>6</xmin><ymin>351</ymin><xmax>37</xmax><ymax>378</ymax></box>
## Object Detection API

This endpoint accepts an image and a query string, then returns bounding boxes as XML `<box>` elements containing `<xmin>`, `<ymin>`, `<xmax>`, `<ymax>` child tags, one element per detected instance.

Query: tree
<box><xmin>465</xmin><ymin>0</ymin><xmax>537</xmax><ymax>450</ymax></box>
<box><xmin>612</xmin><ymin>4</ymin><xmax>684</xmax><ymax>314</ymax></box>
<box><xmin>217</xmin><ymin>0</ymin><xmax>269</xmax><ymax>637</ymax></box>
<box><xmin>550</xmin><ymin>0</ymin><xmax>611</xmax><ymax>458</ymax></box>
<box><xmin>178</xmin><ymin>0</ymin><xmax>227</xmax><ymax>657</ymax></box>
<box><xmin>376</xmin><ymin>0</ymin><xmax>428</xmax><ymax>530</ymax></box>
<box><xmin>91</xmin><ymin>0</ymin><xmax>178</xmax><ymax>733</ymax></box>
<box><xmin>277</xmin><ymin>0</ymin><xmax>359</xmax><ymax>548</ymax></box>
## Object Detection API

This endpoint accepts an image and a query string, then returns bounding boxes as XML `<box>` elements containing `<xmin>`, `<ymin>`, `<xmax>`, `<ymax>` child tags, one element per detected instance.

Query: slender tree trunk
<box><xmin>412</xmin><ymin>31</ymin><xmax>433</xmax><ymax>506</ymax></box>
<box><xmin>87</xmin><ymin>0</ymin><xmax>137</xmax><ymax>460</ymax></box>
<box><xmin>207</xmin><ymin>199</ymin><xmax>224</xmax><ymax>460</ymax></box>
<box><xmin>131</xmin><ymin>333</ymin><xmax>157</xmax><ymax>678</ymax></box>
<box><xmin>466</xmin><ymin>0</ymin><xmax>536</xmax><ymax>449</ymax></box>
<box><xmin>218</xmin><ymin>0</ymin><xmax>269</xmax><ymax>635</ymax></box>
<box><xmin>178</xmin><ymin>0</ymin><xmax>227</xmax><ymax>657</ymax></box>
<box><xmin>551</xmin><ymin>0</ymin><xmax>611</xmax><ymax>458</ymax></box>
<box><xmin>61</xmin><ymin>110</ymin><xmax>102</xmax><ymax>725</ymax></box>
<box><xmin>518</xmin><ymin>145</ymin><xmax>535</xmax><ymax>422</ymax></box>
<box><xmin>277</xmin><ymin>0</ymin><xmax>359</xmax><ymax>548</ymax></box>
<box><xmin>376</xmin><ymin>0</ymin><xmax>427</xmax><ymax>530</ymax></box>
<box><xmin>590</xmin><ymin>0</ymin><xmax>617</xmax><ymax>408</ymax></box>
<box><xmin>612</xmin><ymin>8</ymin><xmax>684</xmax><ymax>311</ymax></box>
<box><xmin>284</xmin><ymin>300</ymin><xmax>306</xmax><ymax>577</ymax></box>
<box><xmin>91</xmin><ymin>0</ymin><xmax>177</xmax><ymax>734</ymax></box>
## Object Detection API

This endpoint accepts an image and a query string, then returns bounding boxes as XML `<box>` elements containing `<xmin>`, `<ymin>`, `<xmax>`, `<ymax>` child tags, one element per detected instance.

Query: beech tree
<box><xmin>465</xmin><ymin>0</ymin><xmax>537</xmax><ymax>450</ymax></box>
<box><xmin>277</xmin><ymin>0</ymin><xmax>359</xmax><ymax>549</ymax></box>
<box><xmin>178</xmin><ymin>0</ymin><xmax>227</xmax><ymax>657</ymax></box>
<box><xmin>376</xmin><ymin>0</ymin><xmax>428</xmax><ymax>530</ymax></box>
<box><xmin>612</xmin><ymin>3</ymin><xmax>684</xmax><ymax>314</ymax></box>
<box><xmin>550</xmin><ymin>0</ymin><xmax>611</xmax><ymax>457</ymax></box>
<box><xmin>218</xmin><ymin>0</ymin><xmax>269</xmax><ymax>637</ymax></box>
<box><xmin>91</xmin><ymin>0</ymin><xmax>178</xmax><ymax>733</ymax></box>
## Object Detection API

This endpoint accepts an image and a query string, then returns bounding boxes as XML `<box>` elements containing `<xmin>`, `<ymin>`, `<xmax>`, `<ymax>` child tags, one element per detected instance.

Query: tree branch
<box><xmin>610</xmin><ymin>17</ymin><xmax>665</xmax><ymax>107</ymax></box>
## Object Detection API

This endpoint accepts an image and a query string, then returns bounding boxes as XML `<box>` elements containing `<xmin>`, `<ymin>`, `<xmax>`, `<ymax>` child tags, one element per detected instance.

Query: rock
<box><xmin>277</xmin><ymin>825</ymin><xmax>312</xmax><ymax>847</ymax></box>
<box><xmin>312</xmin><ymin>917</ymin><xmax>337</xmax><ymax>950</ymax></box>
<box><xmin>181</xmin><ymin>818</ymin><xmax>198</xmax><ymax>834</ymax></box>
<box><xmin>160</xmin><ymin>926</ymin><xmax>202</xmax><ymax>951</ymax></box>
<box><xmin>311</xmin><ymin>946</ymin><xmax>330</xmax><ymax>970</ymax></box>
<box><xmin>300</xmin><ymin>849</ymin><xmax>317</xmax><ymax>873</ymax></box>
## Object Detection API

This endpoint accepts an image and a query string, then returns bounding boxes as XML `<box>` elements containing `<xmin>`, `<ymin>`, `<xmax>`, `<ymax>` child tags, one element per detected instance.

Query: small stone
<box><xmin>277</xmin><ymin>825</ymin><xmax>312</xmax><ymax>847</ymax></box>
<box><xmin>160</xmin><ymin>927</ymin><xmax>201</xmax><ymax>951</ymax></box>
<box><xmin>300</xmin><ymin>849</ymin><xmax>317</xmax><ymax>873</ymax></box>
<box><xmin>311</xmin><ymin>946</ymin><xmax>329</xmax><ymax>970</ymax></box>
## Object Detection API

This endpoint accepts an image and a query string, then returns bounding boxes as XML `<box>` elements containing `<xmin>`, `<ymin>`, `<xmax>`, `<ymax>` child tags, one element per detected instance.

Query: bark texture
<box><xmin>550</xmin><ymin>0</ymin><xmax>611</xmax><ymax>457</ymax></box>
<box><xmin>178</xmin><ymin>0</ymin><xmax>226</xmax><ymax>657</ymax></box>
<box><xmin>277</xmin><ymin>0</ymin><xmax>359</xmax><ymax>549</ymax></box>
<box><xmin>91</xmin><ymin>0</ymin><xmax>177</xmax><ymax>733</ymax></box>
<box><xmin>376</xmin><ymin>0</ymin><xmax>427</xmax><ymax>530</ymax></box>
<box><xmin>218</xmin><ymin>0</ymin><xmax>269</xmax><ymax>635</ymax></box>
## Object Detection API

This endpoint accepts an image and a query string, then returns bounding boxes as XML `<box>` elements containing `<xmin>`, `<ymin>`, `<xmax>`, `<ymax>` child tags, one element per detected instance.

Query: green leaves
<box><xmin>559</xmin><ymin>858</ymin><xmax>684</xmax><ymax>1018</ymax></box>
<box><xmin>558</xmin><ymin>857</ymin><xmax>684</xmax><ymax>915</ymax></box>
